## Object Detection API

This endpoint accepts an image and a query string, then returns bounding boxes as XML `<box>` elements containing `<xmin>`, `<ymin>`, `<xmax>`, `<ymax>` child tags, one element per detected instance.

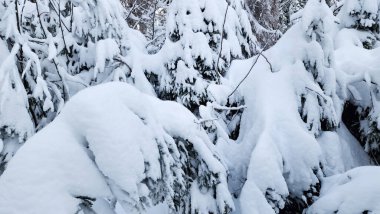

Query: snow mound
<box><xmin>307</xmin><ymin>166</ymin><xmax>380</xmax><ymax>214</ymax></box>
<box><xmin>0</xmin><ymin>82</ymin><xmax>233</xmax><ymax>214</ymax></box>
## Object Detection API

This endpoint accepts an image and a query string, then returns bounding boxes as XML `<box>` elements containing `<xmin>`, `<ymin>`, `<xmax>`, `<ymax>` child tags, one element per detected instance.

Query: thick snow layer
<box><xmin>318</xmin><ymin>124</ymin><xmax>370</xmax><ymax>176</ymax></box>
<box><xmin>307</xmin><ymin>166</ymin><xmax>380</xmax><ymax>214</ymax></box>
<box><xmin>338</xmin><ymin>0</ymin><xmax>380</xmax><ymax>29</ymax></box>
<box><xmin>335</xmin><ymin>29</ymin><xmax>380</xmax><ymax>85</ymax></box>
<box><xmin>230</xmin><ymin>61</ymin><xmax>323</xmax><ymax>213</ymax></box>
<box><xmin>0</xmin><ymin>82</ymin><xmax>233</xmax><ymax>214</ymax></box>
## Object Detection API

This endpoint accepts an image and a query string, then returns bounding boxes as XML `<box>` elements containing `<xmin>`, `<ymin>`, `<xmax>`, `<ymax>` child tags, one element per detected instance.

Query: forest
<box><xmin>0</xmin><ymin>0</ymin><xmax>379</xmax><ymax>213</ymax></box>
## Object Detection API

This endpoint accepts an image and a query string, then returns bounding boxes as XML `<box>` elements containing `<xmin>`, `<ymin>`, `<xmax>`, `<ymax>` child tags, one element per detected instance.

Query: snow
<box><xmin>338</xmin><ymin>0</ymin><xmax>380</xmax><ymax>29</ymax></box>
<box><xmin>335</xmin><ymin>29</ymin><xmax>380</xmax><ymax>86</ymax></box>
<box><xmin>0</xmin><ymin>40</ymin><xmax>34</xmax><ymax>164</ymax></box>
<box><xmin>0</xmin><ymin>82</ymin><xmax>233</xmax><ymax>214</ymax></box>
<box><xmin>0</xmin><ymin>121</ymin><xmax>112</xmax><ymax>214</ymax></box>
<box><xmin>94</xmin><ymin>39</ymin><xmax>120</xmax><ymax>77</ymax></box>
<box><xmin>307</xmin><ymin>166</ymin><xmax>380</xmax><ymax>214</ymax></box>
<box><xmin>318</xmin><ymin>124</ymin><xmax>370</xmax><ymax>176</ymax></box>
<box><xmin>230</xmin><ymin>61</ymin><xmax>324</xmax><ymax>213</ymax></box>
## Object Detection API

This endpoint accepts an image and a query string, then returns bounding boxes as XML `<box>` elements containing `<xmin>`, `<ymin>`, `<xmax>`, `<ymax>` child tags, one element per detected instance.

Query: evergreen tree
<box><xmin>156</xmin><ymin>0</ymin><xmax>257</xmax><ymax>111</ymax></box>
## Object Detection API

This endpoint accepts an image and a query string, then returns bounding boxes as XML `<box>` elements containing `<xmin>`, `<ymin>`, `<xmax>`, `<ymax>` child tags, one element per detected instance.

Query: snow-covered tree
<box><xmin>297</xmin><ymin>0</ymin><xmax>340</xmax><ymax>137</ymax></box>
<box><xmin>0</xmin><ymin>0</ymin><xmax>145</xmax><ymax>172</ymax></box>
<box><xmin>155</xmin><ymin>0</ymin><xmax>257</xmax><ymax>111</ymax></box>
<box><xmin>246</xmin><ymin>0</ymin><xmax>306</xmax><ymax>35</ymax></box>
<box><xmin>245</xmin><ymin>0</ymin><xmax>336</xmax><ymax>46</ymax></box>
<box><xmin>0</xmin><ymin>82</ymin><xmax>234</xmax><ymax>214</ymax></box>
<box><xmin>335</xmin><ymin>0</ymin><xmax>380</xmax><ymax>163</ymax></box>
<box><xmin>245</xmin><ymin>0</ymin><xmax>282</xmax><ymax>47</ymax></box>
<box><xmin>220</xmin><ymin>0</ymin><xmax>343</xmax><ymax>213</ymax></box>
<box><xmin>121</xmin><ymin>0</ymin><xmax>169</xmax><ymax>52</ymax></box>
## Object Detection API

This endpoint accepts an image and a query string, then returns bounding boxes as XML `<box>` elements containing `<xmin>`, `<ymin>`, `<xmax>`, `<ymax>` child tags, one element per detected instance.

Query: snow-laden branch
<box><xmin>0</xmin><ymin>82</ymin><xmax>234</xmax><ymax>214</ymax></box>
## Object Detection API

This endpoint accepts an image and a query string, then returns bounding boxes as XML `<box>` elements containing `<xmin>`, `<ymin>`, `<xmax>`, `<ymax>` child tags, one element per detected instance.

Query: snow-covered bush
<box><xmin>0</xmin><ymin>82</ymin><xmax>234</xmax><ymax>214</ymax></box>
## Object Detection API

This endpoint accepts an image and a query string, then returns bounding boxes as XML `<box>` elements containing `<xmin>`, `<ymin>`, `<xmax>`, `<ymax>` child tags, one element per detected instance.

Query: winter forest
<box><xmin>0</xmin><ymin>0</ymin><xmax>380</xmax><ymax>213</ymax></box>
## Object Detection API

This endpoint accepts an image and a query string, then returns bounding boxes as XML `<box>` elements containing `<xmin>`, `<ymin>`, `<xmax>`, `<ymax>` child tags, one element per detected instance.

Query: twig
<box><xmin>260</xmin><ymin>53</ymin><xmax>273</xmax><ymax>72</ymax></box>
<box><xmin>114</xmin><ymin>55</ymin><xmax>133</xmax><ymax>72</ymax></box>
<box><xmin>126</xmin><ymin>0</ymin><xmax>138</xmax><ymax>20</ymax></box>
<box><xmin>35</xmin><ymin>1</ymin><xmax>47</xmax><ymax>38</ymax></box>
<box><xmin>216</xmin><ymin>3</ymin><xmax>229</xmax><ymax>77</ymax></box>
<box><xmin>20</xmin><ymin>0</ymin><xmax>26</xmax><ymax>34</ymax></box>
<box><xmin>58</xmin><ymin>0</ymin><xmax>70</xmax><ymax>62</ymax></box>
<box><xmin>151</xmin><ymin>0</ymin><xmax>158</xmax><ymax>41</ymax></box>
<box><xmin>305</xmin><ymin>87</ymin><xmax>328</xmax><ymax>103</ymax></box>
<box><xmin>195</xmin><ymin>118</ymin><xmax>219</xmax><ymax>125</ymax></box>
<box><xmin>212</xmin><ymin>103</ymin><xmax>246</xmax><ymax>111</ymax></box>
<box><xmin>49</xmin><ymin>0</ymin><xmax>71</xmax><ymax>32</ymax></box>
<box><xmin>227</xmin><ymin>31</ymin><xmax>278</xmax><ymax>99</ymax></box>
